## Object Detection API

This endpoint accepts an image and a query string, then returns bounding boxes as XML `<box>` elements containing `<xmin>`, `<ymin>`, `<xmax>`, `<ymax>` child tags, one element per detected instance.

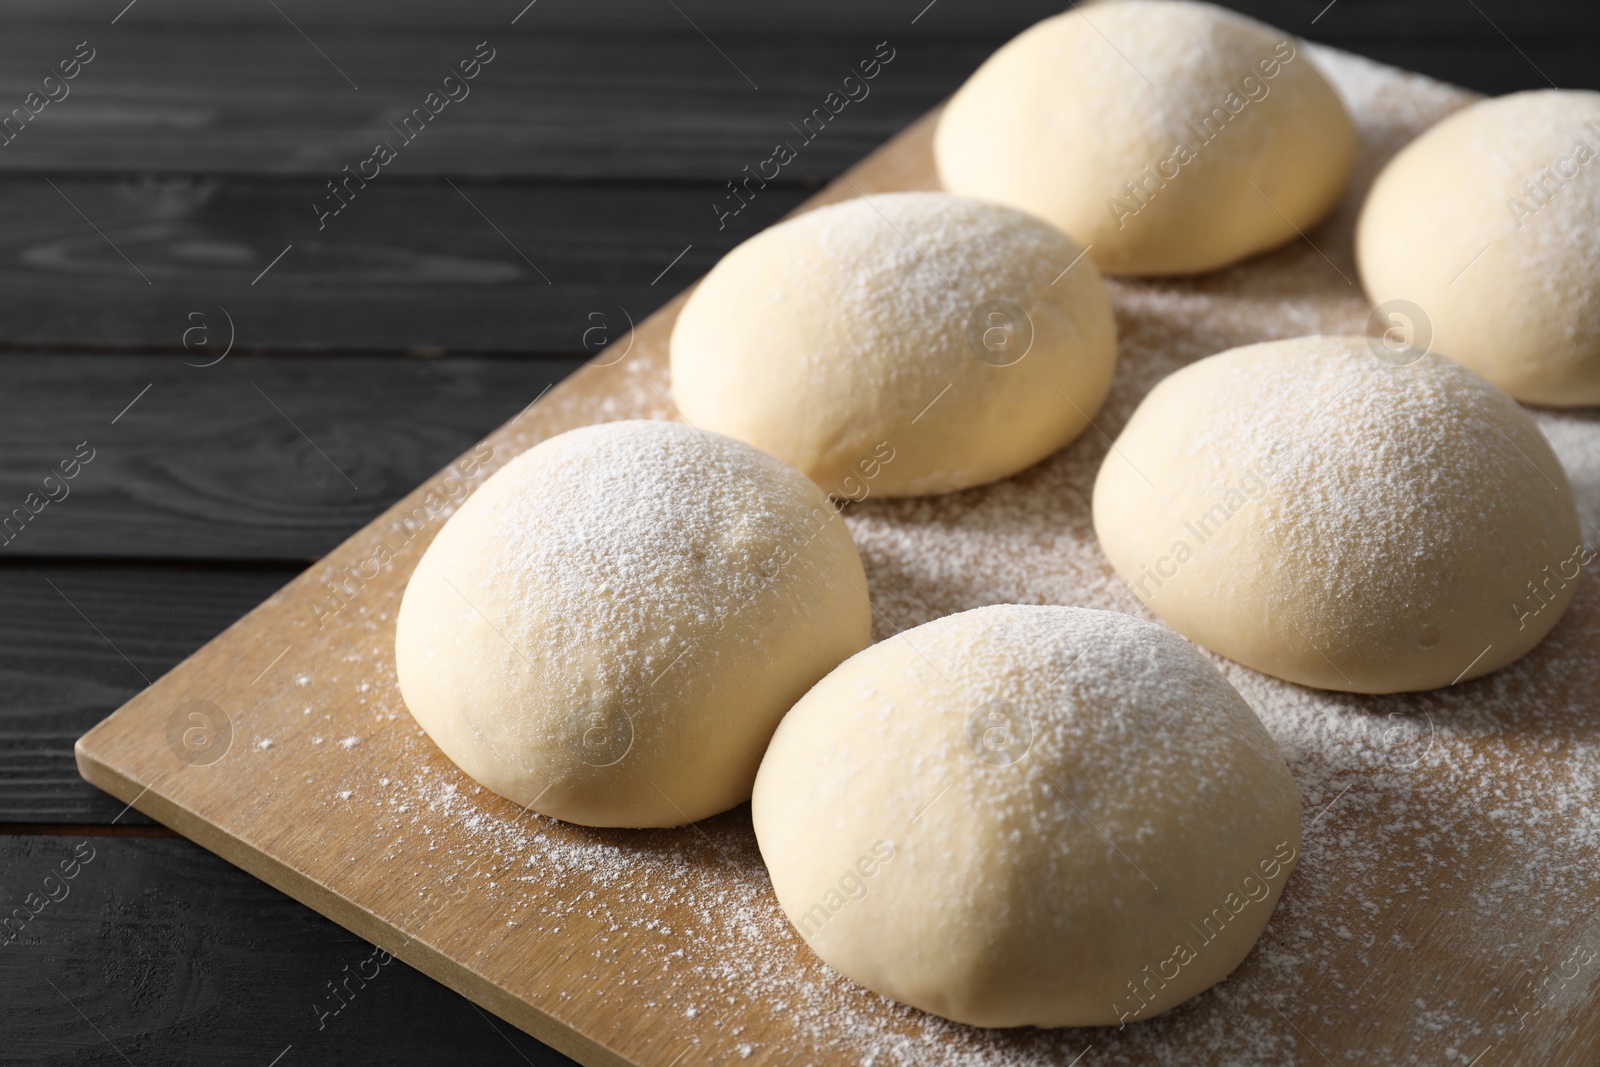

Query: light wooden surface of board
<box><xmin>78</xmin><ymin>47</ymin><xmax>1600</xmax><ymax>1067</ymax></box>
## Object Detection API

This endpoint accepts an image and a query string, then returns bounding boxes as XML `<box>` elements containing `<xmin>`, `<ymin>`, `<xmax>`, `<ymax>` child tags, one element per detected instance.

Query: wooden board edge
<box><xmin>72</xmin><ymin>739</ymin><xmax>637</xmax><ymax>1067</ymax></box>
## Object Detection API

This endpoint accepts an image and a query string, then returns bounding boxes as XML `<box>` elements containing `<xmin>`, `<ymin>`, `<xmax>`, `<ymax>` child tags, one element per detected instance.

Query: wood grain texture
<box><xmin>0</xmin><ymin>834</ymin><xmax>576</xmax><ymax>1065</ymax></box>
<box><xmin>0</xmin><ymin>565</ymin><xmax>296</xmax><ymax>824</ymax></box>
<box><xmin>73</xmin><ymin>49</ymin><xmax>1600</xmax><ymax>1067</ymax></box>
<box><xmin>0</xmin><ymin>180</ymin><xmax>806</xmax><ymax>353</ymax></box>
<box><xmin>0</xmin><ymin>0</ymin><xmax>1063</xmax><ymax>31</ymax></box>
<box><xmin>0</xmin><ymin>354</ymin><xmax>577</xmax><ymax>559</ymax></box>
<box><xmin>0</xmin><ymin>22</ymin><xmax>986</xmax><ymax>180</ymax></box>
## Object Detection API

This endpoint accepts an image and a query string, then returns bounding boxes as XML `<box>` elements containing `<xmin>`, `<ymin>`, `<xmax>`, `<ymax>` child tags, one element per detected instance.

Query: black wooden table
<box><xmin>2</xmin><ymin>2</ymin><xmax>1594</xmax><ymax>1063</ymax></box>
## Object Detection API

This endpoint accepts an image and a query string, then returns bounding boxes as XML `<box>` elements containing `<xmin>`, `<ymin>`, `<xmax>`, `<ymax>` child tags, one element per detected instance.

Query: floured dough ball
<box><xmin>934</xmin><ymin>0</ymin><xmax>1356</xmax><ymax>276</ymax></box>
<box><xmin>395</xmin><ymin>420</ymin><xmax>871</xmax><ymax>828</ymax></box>
<box><xmin>1357</xmin><ymin>90</ymin><xmax>1600</xmax><ymax>406</ymax></box>
<box><xmin>669</xmin><ymin>192</ymin><xmax>1116</xmax><ymax>498</ymax></box>
<box><xmin>1094</xmin><ymin>336</ymin><xmax>1583</xmax><ymax>693</ymax></box>
<box><xmin>753</xmin><ymin>604</ymin><xmax>1301</xmax><ymax>1028</ymax></box>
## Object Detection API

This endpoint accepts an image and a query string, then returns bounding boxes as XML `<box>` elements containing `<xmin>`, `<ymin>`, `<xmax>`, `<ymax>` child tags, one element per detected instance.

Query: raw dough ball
<box><xmin>752</xmin><ymin>604</ymin><xmax>1301</xmax><ymax>1029</ymax></box>
<box><xmin>934</xmin><ymin>0</ymin><xmax>1356</xmax><ymax>276</ymax></box>
<box><xmin>669</xmin><ymin>192</ymin><xmax>1116</xmax><ymax>498</ymax></box>
<box><xmin>1094</xmin><ymin>336</ymin><xmax>1583</xmax><ymax>693</ymax></box>
<box><xmin>1357</xmin><ymin>90</ymin><xmax>1600</xmax><ymax>406</ymax></box>
<box><xmin>395</xmin><ymin>420</ymin><xmax>871</xmax><ymax>828</ymax></box>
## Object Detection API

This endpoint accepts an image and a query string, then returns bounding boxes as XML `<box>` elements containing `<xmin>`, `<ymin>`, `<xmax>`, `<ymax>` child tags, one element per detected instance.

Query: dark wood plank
<box><xmin>0</xmin><ymin>834</ymin><xmax>577</xmax><ymax>1065</ymax></box>
<box><xmin>0</xmin><ymin>565</ymin><xmax>296</xmax><ymax>824</ymax></box>
<box><xmin>0</xmin><ymin>178</ymin><xmax>806</xmax><ymax>353</ymax></box>
<box><xmin>1228</xmin><ymin>0</ymin><xmax>1600</xmax><ymax>95</ymax></box>
<box><xmin>0</xmin><ymin>355</ymin><xmax>576</xmax><ymax>560</ymax></box>
<box><xmin>1226</xmin><ymin>0</ymin><xmax>1600</xmax><ymax>39</ymax></box>
<box><xmin>0</xmin><ymin>0</ymin><xmax>1064</xmax><ymax>31</ymax></box>
<box><xmin>0</xmin><ymin>23</ymin><xmax>983</xmax><ymax>180</ymax></box>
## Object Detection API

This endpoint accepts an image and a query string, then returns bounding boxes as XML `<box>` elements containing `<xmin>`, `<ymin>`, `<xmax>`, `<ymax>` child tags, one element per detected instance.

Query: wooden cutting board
<box><xmin>77</xmin><ymin>46</ymin><xmax>1600</xmax><ymax>1067</ymax></box>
